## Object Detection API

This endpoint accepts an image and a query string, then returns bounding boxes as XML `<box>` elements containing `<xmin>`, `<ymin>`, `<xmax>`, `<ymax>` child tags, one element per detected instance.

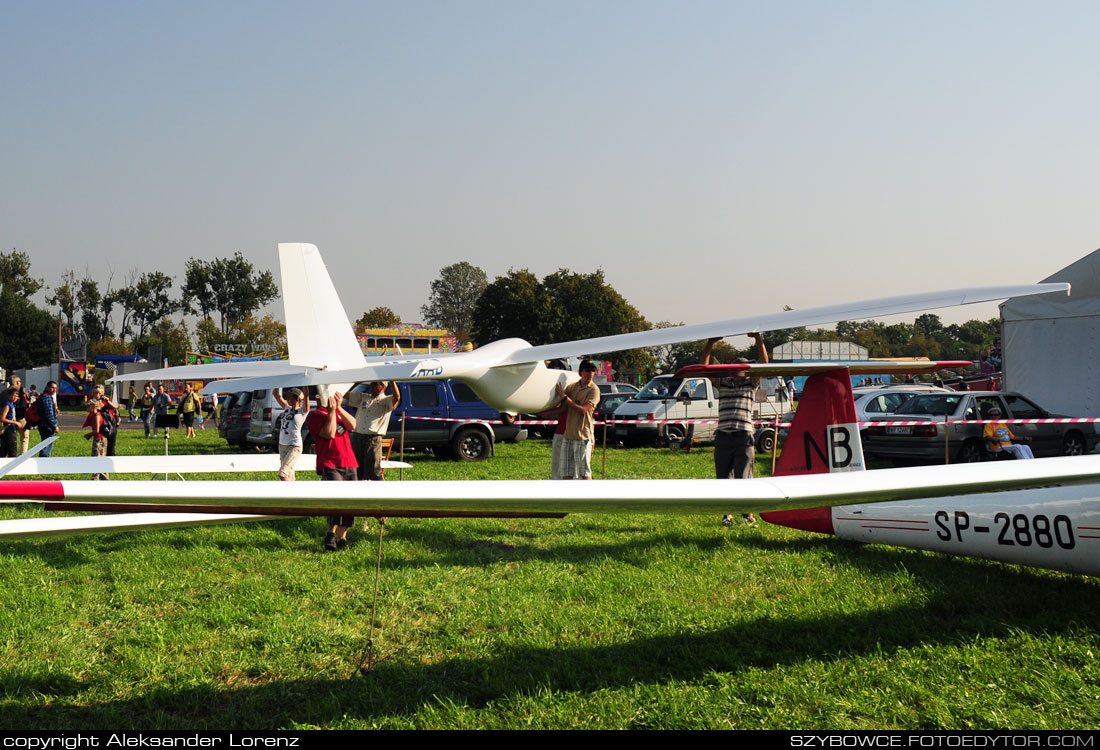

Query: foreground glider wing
<box><xmin>4</xmin><ymin>454</ymin><xmax>411</xmax><ymax>476</ymax></box>
<box><xmin>3</xmin><ymin>456</ymin><xmax>1099</xmax><ymax>515</ymax></box>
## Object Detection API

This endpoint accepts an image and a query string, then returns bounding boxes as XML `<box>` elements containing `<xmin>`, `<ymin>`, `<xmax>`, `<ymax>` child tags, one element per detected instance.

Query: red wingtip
<box><xmin>0</xmin><ymin>480</ymin><xmax>66</xmax><ymax>500</ymax></box>
<box><xmin>761</xmin><ymin>507</ymin><xmax>835</xmax><ymax>535</ymax></box>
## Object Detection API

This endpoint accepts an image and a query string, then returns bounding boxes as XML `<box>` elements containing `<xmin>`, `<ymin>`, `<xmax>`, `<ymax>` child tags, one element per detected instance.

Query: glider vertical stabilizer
<box><xmin>279</xmin><ymin>243</ymin><xmax>364</xmax><ymax>370</ymax></box>
<box><xmin>760</xmin><ymin>371</ymin><xmax>1100</xmax><ymax>577</ymax></box>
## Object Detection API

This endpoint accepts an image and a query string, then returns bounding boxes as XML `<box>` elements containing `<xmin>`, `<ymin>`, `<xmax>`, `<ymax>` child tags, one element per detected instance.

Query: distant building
<box><xmin>357</xmin><ymin>325</ymin><xmax>459</xmax><ymax>356</ymax></box>
<box><xmin>1001</xmin><ymin>248</ymin><xmax>1100</xmax><ymax>416</ymax></box>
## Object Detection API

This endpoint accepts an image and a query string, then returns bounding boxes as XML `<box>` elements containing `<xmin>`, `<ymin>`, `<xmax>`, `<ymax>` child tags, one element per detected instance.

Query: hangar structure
<box><xmin>1001</xmin><ymin>248</ymin><xmax>1100</xmax><ymax>417</ymax></box>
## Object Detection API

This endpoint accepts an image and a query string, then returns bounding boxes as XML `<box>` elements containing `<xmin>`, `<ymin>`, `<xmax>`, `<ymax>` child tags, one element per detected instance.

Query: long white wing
<box><xmin>0</xmin><ymin>513</ymin><xmax>276</xmax><ymax>540</ymax></box>
<box><xmin>108</xmin><ymin>359</ymin><xmax>309</xmax><ymax>385</ymax></box>
<box><xmin>4</xmin><ymin>454</ymin><xmax>410</xmax><ymax>475</ymax></box>
<box><xmin>4</xmin><ymin>455</ymin><xmax>1098</xmax><ymax>515</ymax></box>
<box><xmin>501</xmin><ymin>284</ymin><xmax>1071</xmax><ymax>364</ymax></box>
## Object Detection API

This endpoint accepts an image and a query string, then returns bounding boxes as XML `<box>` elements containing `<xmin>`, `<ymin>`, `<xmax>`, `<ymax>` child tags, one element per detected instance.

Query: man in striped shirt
<box><xmin>700</xmin><ymin>333</ymin><xmax>768</xmax><ymax>524</ymax></box>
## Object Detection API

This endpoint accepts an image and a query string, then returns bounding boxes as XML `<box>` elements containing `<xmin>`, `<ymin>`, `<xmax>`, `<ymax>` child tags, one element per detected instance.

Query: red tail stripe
<box><xmin>0</xmin><ymin>481</ymin><xmax>66</xmax><ymax>500</ymax></box>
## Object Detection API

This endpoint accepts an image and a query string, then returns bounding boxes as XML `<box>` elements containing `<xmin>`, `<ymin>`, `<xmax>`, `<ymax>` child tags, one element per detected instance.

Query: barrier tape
<box><xmin>402</xmin><ymin>415</ymin><xmax>1100</xmax><ymax>429</ymax></box>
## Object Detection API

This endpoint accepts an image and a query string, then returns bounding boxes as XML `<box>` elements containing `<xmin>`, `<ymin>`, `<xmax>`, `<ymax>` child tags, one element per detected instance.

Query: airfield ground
<box><xmin>1</xmin><ymin>430</ymin><xmax>1097</xmax><ymax>729</ymax></box>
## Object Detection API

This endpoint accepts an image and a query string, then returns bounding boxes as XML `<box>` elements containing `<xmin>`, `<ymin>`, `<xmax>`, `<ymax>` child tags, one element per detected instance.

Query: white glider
<box><xmin>109</xmin><ymin>243</ymin><xmax>1069</xmax><ymax>414</ymax></box>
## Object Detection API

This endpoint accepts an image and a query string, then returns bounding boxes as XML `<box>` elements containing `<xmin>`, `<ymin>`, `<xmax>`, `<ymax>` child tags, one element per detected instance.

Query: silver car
<box><xmin>862</xmin><ymin>391</ymin><xmax>1100</xmax><ymax>463</ymax></box>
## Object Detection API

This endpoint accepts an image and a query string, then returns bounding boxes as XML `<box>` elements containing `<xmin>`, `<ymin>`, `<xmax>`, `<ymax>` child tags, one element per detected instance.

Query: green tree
<box><xmin>421</xmin><ymin>262</ymin><xmax>488</xmax><ymax>345</ymax></box>
<box><xmin>180</xmin><ymin>253</ymin><xmax>279</xmax><ymax>333</ymax></box>
<box><xmin>47</xmin><ymin>270</ymin><xmax>79</xmax><ymax>337</ymax></box>
<box><xmin>471</xmin><ymin>269</ymin><xmax>552</xmax><ymax>345</ymax></box>
<box><xmin>355</xmin><ymin>306</ymin><xmax>402</xmax><ymax>332</ymax></box>
<box><xmin>123</xmin><ymin>272</ymin><xmax>180</xmax><ymax>340</ymax></box>
<box><xmin>0</xmin><ymin>294</ymin><xmax>56</xmax><ymax>370</ymax></box>
<box><xmin>0</xmin><ymin>249</ymin><xmax>43</xmax><ymax>301</ymax></box>
<box><xmin>132</xmin><ymin>318</ymin><xmax>191</xmax><ymax>366</ymax></box>
<box><xmin>0</xmin><ymin>252</ymin><xmax>55</xmax><ymax>369</ymax></box>
<box><xmin>472</xmin><ymin>268</ymin><xmax>651</xmax><ymax>373</ymax></box>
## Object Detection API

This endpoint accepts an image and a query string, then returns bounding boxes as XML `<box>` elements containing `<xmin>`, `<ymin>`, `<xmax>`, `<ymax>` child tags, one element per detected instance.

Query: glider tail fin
<box><xmin>762</xmin><ymin>368</ymin><xmax>863</xmax><ymax>532</ymax></box>
<box><xmin>278</xmin><ymin>243</ymin><xmax>365</xmax><ymax>371</ymax></box>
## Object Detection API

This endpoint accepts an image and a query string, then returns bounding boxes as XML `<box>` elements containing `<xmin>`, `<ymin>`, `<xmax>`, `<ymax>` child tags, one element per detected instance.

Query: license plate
<box><xmin>886</xmin><ymin>426</ymin><xmax>911</xmax><ymax>435</ymax></box>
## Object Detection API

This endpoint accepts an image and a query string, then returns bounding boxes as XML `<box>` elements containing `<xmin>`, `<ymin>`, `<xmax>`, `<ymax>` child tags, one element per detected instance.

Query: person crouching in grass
<box><xmin>82</xmin><ymin>401</ymin><xmax>109</xmax><ymax>480</ymax></box>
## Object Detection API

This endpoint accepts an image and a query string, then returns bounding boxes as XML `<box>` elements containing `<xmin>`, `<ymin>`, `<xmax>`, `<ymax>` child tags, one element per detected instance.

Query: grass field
<box><xmin>1</xmin><ymin>429</ymin><xmax>1098</xmax><ymax>729</ymax></box>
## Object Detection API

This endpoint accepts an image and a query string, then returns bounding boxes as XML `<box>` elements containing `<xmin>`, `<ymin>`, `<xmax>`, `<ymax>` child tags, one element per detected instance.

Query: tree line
<box><xmin>5</xmin><ymin>249</ymin><xmax>999</xmax><ymax>379</ymax></box>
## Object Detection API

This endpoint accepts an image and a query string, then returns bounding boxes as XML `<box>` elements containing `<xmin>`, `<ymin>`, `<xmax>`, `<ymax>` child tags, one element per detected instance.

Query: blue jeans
<box><xmin>37</xmin><ymin>423</ymin><xmax>57</xmax><ymax>457</ymax></box>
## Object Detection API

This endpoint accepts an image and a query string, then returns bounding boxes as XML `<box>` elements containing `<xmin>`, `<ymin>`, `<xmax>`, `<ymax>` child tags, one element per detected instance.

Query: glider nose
<box><xmin>760</xmin><ymin>507</ymin><xmax>835</xmax><ymax>535</ymax></box>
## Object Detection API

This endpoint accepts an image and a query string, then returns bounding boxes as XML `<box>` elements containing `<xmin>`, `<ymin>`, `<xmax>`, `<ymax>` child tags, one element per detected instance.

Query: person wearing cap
<box><xmin>983</xmin><ymin>407</ymin><xmax>1034</xmax><ymax>459</ymax></box>
<box><xmin>700</xmin><ymin>333</ymin><xmax>769</xmax><ymax>525</ymax></box>
<box><xmin>553</xmin><ymin>359</ymin><xmax>601</xmax><ymax>479</ymax></box>
<box><xmin>273</xmin><ymin>387</ymin><xmax>311</xmax><ymax>481</ymax></box>
<box><xmin>346</xmin><ymin>380</ymin><xmax>401</xmax><ymax>481</ymax></box>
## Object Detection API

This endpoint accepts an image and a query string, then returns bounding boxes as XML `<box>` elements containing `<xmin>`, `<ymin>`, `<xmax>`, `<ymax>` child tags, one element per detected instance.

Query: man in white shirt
<box><xmin>346</xmin><ymin>381</ymin><xmax>401</xmax><ymax>480</ymax></box>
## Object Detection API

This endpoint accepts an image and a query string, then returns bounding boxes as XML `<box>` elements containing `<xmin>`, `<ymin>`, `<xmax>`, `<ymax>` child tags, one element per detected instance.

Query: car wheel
<box><xmin>1062</xmin><ymin>431</ymin><xmax>1085</xmax><ymax>456</ymax></box>
<box><xmin>664</xmin><ymin>424</ymin><xmax>686</xmax><ymax>445</ymax></box>
<box><xmin>756</xmin><ymin>428</ymin><xmax>776</xmax><ymax>454</ymax></box>
<box><xmin>958</xmin><ymin>440</ymin><xmax>984</xmax><ymax>463</ymax></box>
<box><xmin>452</xmin><ymin>427</ymin><xmax>491</xmax><ymax>461</ymax></box>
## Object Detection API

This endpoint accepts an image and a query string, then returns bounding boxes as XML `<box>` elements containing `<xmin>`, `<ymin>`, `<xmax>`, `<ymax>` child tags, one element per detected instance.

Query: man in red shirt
<box><xmin>305</xmin><ymin>390</ymin><xmax>359</xmax><ymax>551</ymax></box>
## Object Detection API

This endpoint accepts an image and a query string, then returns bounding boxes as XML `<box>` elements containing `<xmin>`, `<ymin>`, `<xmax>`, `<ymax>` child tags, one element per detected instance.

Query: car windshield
<box><xmin>896</xmin><ymin>394</ymin><xmax>962</xmax><ymax>416</ymax></box>
<box><xmin>636</xmin><ymin>378</ymin><xmax>681</xmax><ymax>399</ymax></box>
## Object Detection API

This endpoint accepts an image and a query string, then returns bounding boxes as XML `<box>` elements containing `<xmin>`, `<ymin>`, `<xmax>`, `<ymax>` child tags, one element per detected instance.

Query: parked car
<box><xmin>612</xmin><ymin>373</ymin><xmax>786</xmax><ymax>446</ymax></box>
<box><xmin>217</xmin><ymin>392</ymin><xmax>242</xmax><ymax>443</ymax></box>
<box><xmin>222</xmin><ymin>391</ymin><xmax>254</xmax><ymax>448</ymax></box>
<box><xmin>247</xmin><ymin>388</ymin><xmax>297</xmax><ymax>450</ymax></box>
<box><xmin>597</xmin><ymin>381</ymin><xmax>639</xmax><ymax>395</ymax></box>
<box><xmin>594</xmin><ymin>391</ymin><xmax>634</xmax><ymax>441</ymax></box>
<box><xmin>850</xmin><ymin>384</ymin><xmax>951</xmax><ymax>424</ymax></box>
<box><xmin>862</xmin><ymin>391</ymin><xmax>1100</xmax><ymax>463</ymax></box>
<box><xmin>337</xmin><ymin>379</ymin><xmax>528</xmax><ymax>461</ymax></box>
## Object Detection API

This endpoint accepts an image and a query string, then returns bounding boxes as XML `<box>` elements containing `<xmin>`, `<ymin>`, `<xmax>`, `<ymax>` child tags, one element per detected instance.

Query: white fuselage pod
<box><xmin>830</xmin><ymin>486</ymin><xmax>1100</xmax><ymax>577</ymax></box>
<box><xmin>433</xmin><ymin>339</ymin><xmax>581</xmax><ymax>413</ymax></box>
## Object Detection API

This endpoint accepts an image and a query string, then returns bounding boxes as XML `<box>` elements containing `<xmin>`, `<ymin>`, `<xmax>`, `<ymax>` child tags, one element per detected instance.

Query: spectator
<box><xmin>127</xmin><ymin>385</ymin><xmax>138</xmax><ymax>422</ymax></box>
<box><xmin>346</xmin><ymin>381</ymin><xmax>400</xmax><ymax>481</ymax></box>
<box><xmin>139</xmin><ymin>383</ymin><xmax>155</xmax><ymax>437</ymax></box>
<box><xmin>9</xmin><ymin>376</ymin><xmax>30</xmax><ymax>454</ymax></box>
<box><xmin>81</xmin><ymin>401</ymin><xmax>109</xmax><ymax>480</ymax></box>
<box><xmin>1</xmin><ymin>388</ymin><xmax>20</xmax><ymax>458</ymax></box>
<box><xmin>305</xmin><ymin>389</ymin><xmax>359</xmax><ymax>551</ymax></box>
<box><xmin>203</xmin><ymin>393</ymin><xmax>219</xmax><ymax>430</ymax></box>
<box><xmin>554</xmin><ymin>359</ymin><xmax>600</xmax><ymax>480</ymax></box>
<box><xmin>549</xmin><ymin>403</ymin><xmax>569</xmax><ymax>480</ymax></box>
<box><xmin>178</xmin><ymin>382</ymin><xmax>201</xmax><ymax>439</ymax></box>
<box><xmin>92</xmin><ymin>385</ymin><xmax>120</xmax><ymax>457</ymax></box>
<box><xmin>36</xmin><ymin>382</ymin><xmax>59</xmax><ymax>457</ymax></box>
<box><xmin>700</xmin><ymin>333</ymin><xmax>769</xmax><ymax>525</ymax></box>
<box><xmin>983</xmin><ymin>407</ymin><xmax>1035</xmax><ymax>459</ymax></box>
<box><xmin>152</xmin><ymin>384</ymin><xmax>174</xmax><ymax>438</ymax></box>
<box><xmin>273</xmin><ymin>387</ymin><xmax>310</xmax><ymax>481</ymax></box>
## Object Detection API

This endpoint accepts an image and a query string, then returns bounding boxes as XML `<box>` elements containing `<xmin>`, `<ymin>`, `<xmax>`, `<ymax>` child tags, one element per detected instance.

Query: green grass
<box><xmin>1</xmin><ymin>429</ymin><xmax>1098</xmax><ymax>729</ymax></box>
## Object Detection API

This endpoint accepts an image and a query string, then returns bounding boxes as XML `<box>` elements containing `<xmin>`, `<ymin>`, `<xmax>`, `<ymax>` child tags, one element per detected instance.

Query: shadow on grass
<box><xmin>379</xmin><ymin>521</ymin><xmax>726</xmax><ymax>569</ymax></box>
<box><xmin>3</xmin><ymin>559</ymin><xmax>1096</xmax><ymax>729</ymax></box>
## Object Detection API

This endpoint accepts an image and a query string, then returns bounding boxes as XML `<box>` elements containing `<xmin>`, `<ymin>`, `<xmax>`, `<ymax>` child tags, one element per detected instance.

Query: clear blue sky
<box><xmin>3</xmin><ymin>0</ymin><xmax>1099</xmax><ymax>333</ymax></box>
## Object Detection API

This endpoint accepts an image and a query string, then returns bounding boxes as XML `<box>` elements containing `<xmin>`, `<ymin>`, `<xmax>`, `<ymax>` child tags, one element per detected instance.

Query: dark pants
<box><xmin>714</xmin><ymin>430</ymin><xmax>755</xmax><ymax>480</ymax></box>
<box><xmin>350</xmin><ymin>432</ymin><xmax>384</xmax><ymax>481</ymax></box>
<box><xmin>1</xmin><ymin>430</ymin><xmax>16</xmax><ymax>458</ymax></box>
<box><xmin>37</xmin><ymin>423</ymin><xmax>57</xmax><ymax>457</ymax></box>
<box><xmin>321</xmin><ymin>466</ymin><xmax>356</xmax><ymax>527</ymax></box>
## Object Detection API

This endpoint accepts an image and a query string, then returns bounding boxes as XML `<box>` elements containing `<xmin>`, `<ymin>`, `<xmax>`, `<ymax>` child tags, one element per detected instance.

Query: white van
<box><xmin>610</xmin><ymin>374</ymin><xmax>786</xmax><ymax>447</ymax></box>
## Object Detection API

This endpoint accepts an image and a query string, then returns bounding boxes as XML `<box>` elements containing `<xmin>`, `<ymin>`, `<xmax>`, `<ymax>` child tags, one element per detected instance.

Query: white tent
<box><xmin>1001</xmin><ymin>248</ymin><xmax>1100</xmax><ymax>417</ymax></box>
